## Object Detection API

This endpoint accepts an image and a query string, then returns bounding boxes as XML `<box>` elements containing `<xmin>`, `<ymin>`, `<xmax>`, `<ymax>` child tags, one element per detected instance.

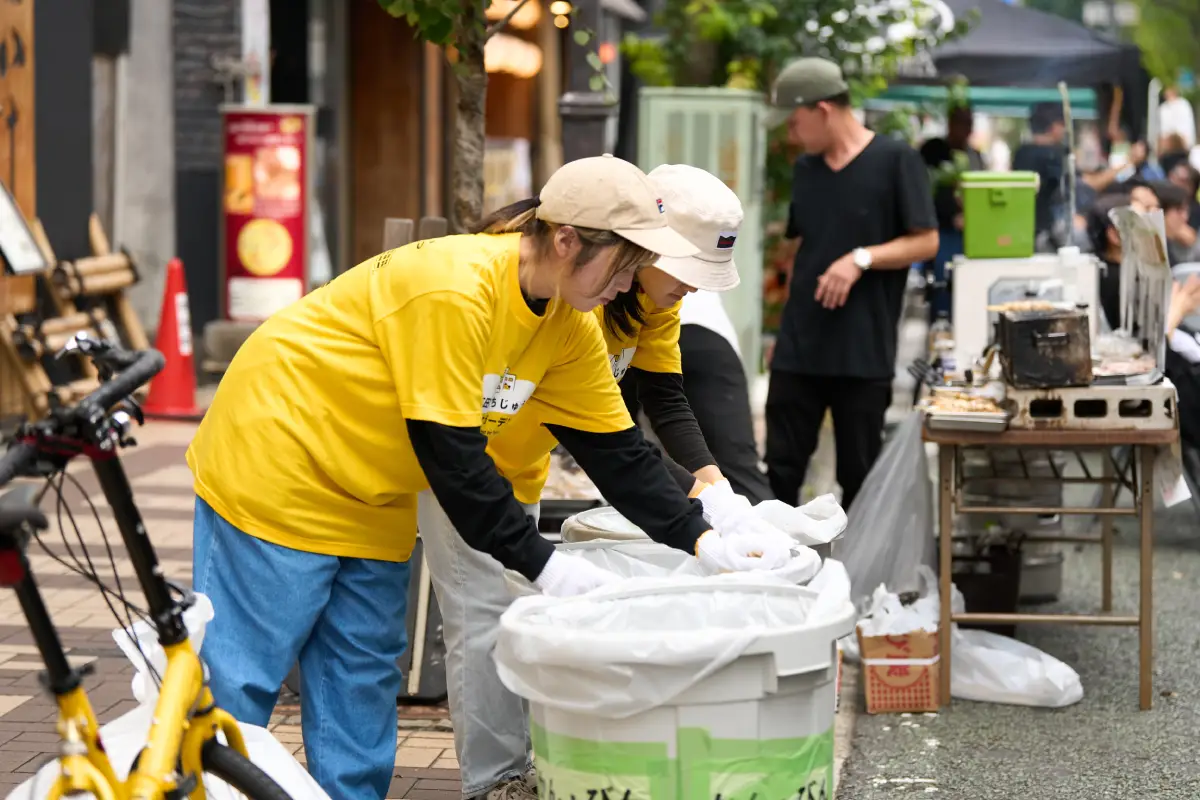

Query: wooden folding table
<box><xmin>924</xmin><ymin>426</ymin><xmax>1179</xmax><ymax>710</ymax></box>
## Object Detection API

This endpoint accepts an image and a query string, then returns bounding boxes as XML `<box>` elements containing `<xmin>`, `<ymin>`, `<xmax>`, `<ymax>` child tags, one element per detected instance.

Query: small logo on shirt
<box><xmin>656</xmin><ymin>198</ymin><xmax>665</xmax><ymax>214</ymax></box>
<box><xmin>609</xmin><ymin>347</ymin><xmax>637</xmax><ymax>382</ymax></box>
<box><xmin>716</xmin><ymin>232</ymin><xmax>737</xmax><ymax>250</ymax></box>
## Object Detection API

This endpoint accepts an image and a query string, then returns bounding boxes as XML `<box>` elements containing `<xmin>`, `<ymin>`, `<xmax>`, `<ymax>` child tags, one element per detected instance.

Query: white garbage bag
<box><xmin>845</xmin><ymin>567</ymin><xmax>1084</xmax><ymax>708</ymax></box>
<box><xmin>754</xmin><ymin>494</ymin><xmax>847</xmax><ymax>546</ymax></box>
<box><xmin>495</xmin><ymin>576</ymin><xmax>852</xmax><ymax>719</ymax></box>
<box><xmin>951</xmin><ymin>628</ymin><xmax>1083</xmax><ymax>708</ymax></box>
<box><xmin>7</xmin><ymin>593</ymin><xmax>330</xmax><ymax>800</ymax></box>
<box><xmin>839</xmin><ymin>411</ymin><xmax>936</xmax><ymax>602</ymax></box>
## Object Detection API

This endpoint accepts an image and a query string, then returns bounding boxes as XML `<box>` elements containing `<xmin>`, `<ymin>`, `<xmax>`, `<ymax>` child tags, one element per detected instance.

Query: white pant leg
<box><xmin>417</xmin><ymin>490</ymin><xmax>537</xmax><ymax>798</ymax></box>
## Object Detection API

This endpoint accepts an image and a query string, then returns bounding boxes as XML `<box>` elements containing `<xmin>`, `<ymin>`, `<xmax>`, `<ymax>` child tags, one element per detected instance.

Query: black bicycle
<box><xmin>0</xmin><ymin>334</ymin><xmax>291</xmax><ymax>800</ymax></box>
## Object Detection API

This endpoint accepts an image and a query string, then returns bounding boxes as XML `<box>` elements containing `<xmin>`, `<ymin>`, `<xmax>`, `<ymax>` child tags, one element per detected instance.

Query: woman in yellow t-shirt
<box><xmin>426</xmin><ymin>165</ymin><xmax>796</xmax><ymax>800</ymax></box>
<box><xmin>186</xmin><ymin>155</ymin><xmax>792</xmax><ymax>800</ymax></box>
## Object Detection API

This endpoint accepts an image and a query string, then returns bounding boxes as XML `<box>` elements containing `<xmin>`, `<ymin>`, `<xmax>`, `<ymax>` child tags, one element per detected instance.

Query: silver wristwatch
<box><xmin>853</xmin><ymin>247</ymin><xmax>873</xmax><ymax>270</ymax></box>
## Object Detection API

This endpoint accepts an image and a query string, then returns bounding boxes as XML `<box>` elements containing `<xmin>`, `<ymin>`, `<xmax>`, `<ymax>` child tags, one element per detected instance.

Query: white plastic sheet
<box><xmin>507</xmin><ymin>541</ymin><xmax>823</xmax><ymax>597</ymax></box>
<box><xmin>495</xmin><ymin>576</ymin><xmax>846</xmax><ymax>719</ymax></box>
<box><xmin>839</xmin><ymin>411</ymin><xmax>936</xmax><ymax>602</ymax></box>
<box><xmin>754</xmin><ymin>494</ymin><xmax>848</xmax><ymax>546</ymax></box>
<box><xmin>7</xmin><ymin>594</ymin><xmax>330</xmax><ymax>800</ymax></box>
<box><xmin>952</xmin><ymin>628</ymin><xmax>1083</xmax><ymax>708</ymax></box>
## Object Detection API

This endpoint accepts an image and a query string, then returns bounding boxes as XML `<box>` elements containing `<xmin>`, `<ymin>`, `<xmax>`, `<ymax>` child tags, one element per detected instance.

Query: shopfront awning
<box><xmin>864</xmin><ymin>85</ymin><xmax>1099</xmax><ymax>119</ymax></box>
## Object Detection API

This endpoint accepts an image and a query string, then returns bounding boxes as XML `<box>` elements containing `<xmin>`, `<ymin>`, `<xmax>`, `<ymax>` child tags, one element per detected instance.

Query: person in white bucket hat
<box><xmin>649</xmin><ymin>163</ymin><xmax>776</xmax><ymax>503</ymax></box>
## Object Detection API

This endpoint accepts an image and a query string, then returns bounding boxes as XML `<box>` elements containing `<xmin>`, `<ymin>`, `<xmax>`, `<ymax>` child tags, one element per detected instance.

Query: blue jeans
<box><xmin>192</xmin><ymin>497</ymin><xmax>411</xmax><ymax>800</ymax></box>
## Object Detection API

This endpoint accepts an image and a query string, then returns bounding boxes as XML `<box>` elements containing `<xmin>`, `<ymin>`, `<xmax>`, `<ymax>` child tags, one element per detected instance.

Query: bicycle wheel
<box><xmin>200</xmin><ymin>739</ymin><xmax>293</xmax><ymax>800</ymax></box>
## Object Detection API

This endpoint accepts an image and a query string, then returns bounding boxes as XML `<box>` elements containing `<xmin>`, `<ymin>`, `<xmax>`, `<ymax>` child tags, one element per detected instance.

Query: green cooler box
<box><xmin>961</xmin><ymin>171</ymin><xmax>1040</xmax><ymax>259</ymax></box>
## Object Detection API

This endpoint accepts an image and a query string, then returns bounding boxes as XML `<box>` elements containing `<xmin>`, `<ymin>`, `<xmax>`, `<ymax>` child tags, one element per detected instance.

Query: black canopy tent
<box><xmin>899</xmin><ymin>0</ymin><xmax>1149</xmax><ymax>140</ymax></box>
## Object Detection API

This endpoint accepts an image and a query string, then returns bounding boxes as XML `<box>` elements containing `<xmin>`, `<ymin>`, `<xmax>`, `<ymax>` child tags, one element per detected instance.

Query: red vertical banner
<box><xmin>220</xmin><ymin>104</ymin><xmax>315</xmax><ymax>322</ymax></box>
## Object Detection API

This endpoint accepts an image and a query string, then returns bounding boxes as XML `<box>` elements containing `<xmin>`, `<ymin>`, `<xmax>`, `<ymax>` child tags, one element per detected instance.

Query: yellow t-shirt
<box><xmin>186</xmin><ymin>233</ymin><xmax>632</xmax><ymax>562</ymax></box>
<box><xmin>488</xmin><ymin>293</ymin><xmax>683</xmax><ymax>504</ymax></box>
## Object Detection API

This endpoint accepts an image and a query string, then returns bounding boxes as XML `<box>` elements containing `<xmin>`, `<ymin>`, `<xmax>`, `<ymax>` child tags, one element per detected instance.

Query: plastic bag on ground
<box><xmin>495</xmin><ymin>576</ymin><xmax>852</xmax><ymax>719</ymax></box>
<box><xmin>951</xmin><ymin>628</ymin><xmax>1083</xmax><ymax>708</ymax></box>
<box><xmin>754</xmin><ymin>493</ymin><xmax>847</xmax><ymax>545</ymax></box>
<box><xmin>839</xmin><ymin>410</ymin><xmax>935</xmax><ymax>603</ymax></box>
<box><xmin>7</xmin><ymin>593</ymin><xmax>330</xmax><ymax>800</ymax></box>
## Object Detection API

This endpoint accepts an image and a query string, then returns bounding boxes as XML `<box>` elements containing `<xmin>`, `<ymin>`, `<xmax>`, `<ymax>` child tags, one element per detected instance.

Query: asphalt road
<box><xmin>839</xmin><ymin>494</ymin><xmax>1200</xmax><ymax>799</ymax></box>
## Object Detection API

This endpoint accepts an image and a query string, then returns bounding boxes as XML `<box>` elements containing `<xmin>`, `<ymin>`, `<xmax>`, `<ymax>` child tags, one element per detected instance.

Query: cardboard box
<box><xmin>857</xmin><ymin>626</ymin><xmax>941</xmax><ymax>714</ymax></box>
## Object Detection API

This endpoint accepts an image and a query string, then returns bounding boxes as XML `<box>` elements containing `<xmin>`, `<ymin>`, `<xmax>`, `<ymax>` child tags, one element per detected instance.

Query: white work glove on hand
<box><xmin>533</xmin><ymin>551</ymin><xmax>622</xmax><ymax>597</ymax></box>
<box><xmin>697</xmin><ymin>480</ymin><xmax>797</xmax><ymax>564</ymax></box>
<box><xmin>695</xmin><ymin>528</ymin><xmax>793</xmax><ymax>574</ymax></box>
<box><xmin>698</xmin><ymin>480</ymin><xmax>771</xmax><ymax>533</ymax></box>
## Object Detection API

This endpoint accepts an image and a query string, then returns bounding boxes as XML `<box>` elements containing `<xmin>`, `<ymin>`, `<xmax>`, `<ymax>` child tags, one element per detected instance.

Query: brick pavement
<box><xmin>0</xmin><ymin>418</ymin><xmax>857</xmax><ymax>799</ymax></box>
<box><xmin>0</xmin><ymin>421</ymin><xmax>461</xmax><ymax>799</ymax></box>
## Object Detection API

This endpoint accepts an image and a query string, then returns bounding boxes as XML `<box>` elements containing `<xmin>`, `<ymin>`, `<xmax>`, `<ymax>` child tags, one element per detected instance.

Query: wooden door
<box><xmin>348</xmin><ymin>1</ymin><xmax>426</xmax><ymax>267</ymax></box>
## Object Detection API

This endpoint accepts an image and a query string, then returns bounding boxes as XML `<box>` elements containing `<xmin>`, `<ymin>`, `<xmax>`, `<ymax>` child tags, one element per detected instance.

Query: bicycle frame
<box><xmin>13</xmin><ymin>436</ymin><xmax>248</xmax><ymax>800</ymax></box>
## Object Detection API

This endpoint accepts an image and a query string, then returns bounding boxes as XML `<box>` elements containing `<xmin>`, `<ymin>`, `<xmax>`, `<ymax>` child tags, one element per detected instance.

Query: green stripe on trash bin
<box><xmin>531</xmin><ymin>721</ymin><xmax>675</xmax><ymax>799</ymax></box>
<box><xmin>530</xmin><ymin>721</ymin><xmax>834</xmax><ymax>800</ymax></box>
<box><xmin>679</xmin><ymin>725</ymin><xmax>834</xmax><ymax>800</ymax></box>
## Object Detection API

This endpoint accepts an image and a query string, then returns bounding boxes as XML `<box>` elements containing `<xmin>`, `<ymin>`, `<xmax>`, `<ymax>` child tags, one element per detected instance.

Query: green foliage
<box><xmin>1132</xmin><ymin>0</ymin><xmax>1200</xmax><ymax>88</ymax></box>
<box><xmin>622</xmin><ymin>0</ymin><xmax>965</xmax><ymax>95</ymax></box>
<box><xmin>376</xmin><ymin>0</ymin><xmax>470</xmax><ymax>46</ymax></box>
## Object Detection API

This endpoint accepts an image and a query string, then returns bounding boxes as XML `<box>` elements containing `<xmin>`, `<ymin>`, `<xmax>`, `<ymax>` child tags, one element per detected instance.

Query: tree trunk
<box><xmin>451</xmin><ymin>32</ymin><xmax>488</xmax><ymax>234</ymax></box>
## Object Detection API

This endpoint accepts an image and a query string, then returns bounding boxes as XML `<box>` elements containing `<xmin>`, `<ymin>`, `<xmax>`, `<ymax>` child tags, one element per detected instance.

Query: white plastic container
<box><xmin>496</xmin><ymin>579</ymin><xmax>856</xmax><ymax>800</ymax></box>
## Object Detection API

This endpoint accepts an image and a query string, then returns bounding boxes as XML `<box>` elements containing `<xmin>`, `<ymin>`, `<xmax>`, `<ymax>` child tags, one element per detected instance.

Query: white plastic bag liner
<box><xmin>504</xmin><ymin>540</ymin><xmax>823</xmax><ymax>597</ymax></box>
<box><xmin>951</xmin><ymin>628</ymin><xmax>1083</xmax><ymax>708</ymax></box>
<box><xmin>806</xmin><ymin>558</ymin><xmax>852</xmax><ymax>621</ymax></box>
<box><xmin>495</xmin><ymin>577</ymin><xmax>856</xmax><ymax>719</ymax></box>
<box><xmin>8</xmin><ymin>593</ymin><xmax>330</xmax><ymax>800</ymax></box>
<box><xmin>567</xmin><ymin>499</ymin><xmax>846</xmax><ymax>548</ymax></box>
<box><xmin>754</xmin><ymin>494</ymin><xmax>847</xmax><ymax>546</ymax></box>
<box><xmin>839</xmin><ymin>410</ymin><xmax>936</xmax><ymax>603</ymax></box>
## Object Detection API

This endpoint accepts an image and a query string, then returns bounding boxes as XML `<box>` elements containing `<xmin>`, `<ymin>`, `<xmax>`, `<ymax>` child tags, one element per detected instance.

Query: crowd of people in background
<box><xmin>917</xmin><ymin>87</ymin><xmax>1200</xmax><ymax>456</ymax></box>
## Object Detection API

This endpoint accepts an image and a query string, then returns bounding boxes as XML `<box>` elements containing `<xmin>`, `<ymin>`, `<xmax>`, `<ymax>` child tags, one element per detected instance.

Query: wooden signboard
<box><xmin>0</xmin><ymin>0</ymin><xmax>35</xmax><ymax>417</ymax></box>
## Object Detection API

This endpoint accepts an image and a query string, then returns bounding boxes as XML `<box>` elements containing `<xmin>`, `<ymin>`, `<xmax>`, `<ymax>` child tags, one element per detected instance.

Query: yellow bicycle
<box><xmin>0</xmin><ymin>337</ymin><xmax>291</xmax><ymax>799</ymax></box>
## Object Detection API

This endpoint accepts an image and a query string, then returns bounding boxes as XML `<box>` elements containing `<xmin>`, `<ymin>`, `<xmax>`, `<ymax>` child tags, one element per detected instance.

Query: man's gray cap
<box><xmin>766</xmin><ymin>57</ymin><xmax>850</xmax><ymax>127</ymax></box>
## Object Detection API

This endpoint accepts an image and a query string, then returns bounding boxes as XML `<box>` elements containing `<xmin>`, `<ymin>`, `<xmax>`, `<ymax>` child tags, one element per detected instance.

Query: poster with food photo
<box><xmin>220</xmin><ymin>105</ymin><xmax>315</xmax><ymax>323</ymax></box>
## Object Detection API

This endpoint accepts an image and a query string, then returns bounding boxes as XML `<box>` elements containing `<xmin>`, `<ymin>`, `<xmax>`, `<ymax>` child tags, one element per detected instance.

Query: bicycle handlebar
<box><xmin>0</xmin><ymin>441</ymin><xmax>37</xmax><ymax>486</ymax></box>
<box><xmin>74</xmin><ymin>349</ymin><xmax>166</xmax><ymax>420</ymax></box>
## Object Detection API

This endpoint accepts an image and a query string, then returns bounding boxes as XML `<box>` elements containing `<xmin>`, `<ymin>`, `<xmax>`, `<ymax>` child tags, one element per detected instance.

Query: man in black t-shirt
<box><xmin>765</xmin><ymin>58</ymin><xmax>938</xmax><ymax>511</ymax></box>
<box><xmin>1011</xmin><ymin>102</ymin><xmax>1067</xmax><ymax>249</ymax></box>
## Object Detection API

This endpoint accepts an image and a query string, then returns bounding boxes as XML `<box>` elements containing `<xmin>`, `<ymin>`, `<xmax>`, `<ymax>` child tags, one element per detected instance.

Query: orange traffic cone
<box><xmin>143</xmin><ymin>258</ymin><xmax>203</xmax><ymax>420</ymax></box>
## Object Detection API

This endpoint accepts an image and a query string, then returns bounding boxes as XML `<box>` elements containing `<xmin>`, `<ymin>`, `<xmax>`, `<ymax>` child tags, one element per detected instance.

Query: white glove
<box><xmin>698</xmin><ymin>480</ymin><xmax>797</xmax><ymax>560</ymax></box>
<box><xmin>533</xmin><ymin>552</ymin><xmax>622</xmax><ymax>597</ymax></box>
<box><xmin>695</xmin><ymin>529</ymin><xmax>793</xmax><ymax>573</ymax></box>
<box><xmin>697</xmin><ymin>480</ymin><xmax>759</xmax><ymax>532</ymax></box>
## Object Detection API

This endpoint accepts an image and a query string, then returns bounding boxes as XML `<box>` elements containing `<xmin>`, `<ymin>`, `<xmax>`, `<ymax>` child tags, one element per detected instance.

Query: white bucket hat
<box><xmin>646</xmin><ymin>164</ymin><xmax>742</xmax><ymax>292</ymax></box>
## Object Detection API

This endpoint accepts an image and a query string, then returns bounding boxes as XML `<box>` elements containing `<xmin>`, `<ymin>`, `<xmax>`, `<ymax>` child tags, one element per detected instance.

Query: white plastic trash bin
<box><xmin>495</xmin><ymin>578</ymin><xmax>856</xmax><ymax>800</ymax></box>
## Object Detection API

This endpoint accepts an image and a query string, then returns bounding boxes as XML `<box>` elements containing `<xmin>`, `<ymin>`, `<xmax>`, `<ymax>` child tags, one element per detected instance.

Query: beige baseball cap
<box><xmin>647</xmin><ymin>164</ymin><xmax>742</xmax><ymax>292</ymax></box>
<box><xmin>537</xmin><ymin>154</ymin><xmax>701</xmax><ymax>259</ymax></box>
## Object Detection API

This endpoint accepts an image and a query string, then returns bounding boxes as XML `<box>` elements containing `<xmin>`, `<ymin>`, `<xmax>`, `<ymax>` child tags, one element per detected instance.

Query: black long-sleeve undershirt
<box><xmin>407</xmin><ymin>420</ymin><xmax>709</xmax><ymax>581</ymax></box>
<box><xmin>620</xmin><ymin>367</ymin><xmax>716</xmax><ymax>492</ymax></box>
